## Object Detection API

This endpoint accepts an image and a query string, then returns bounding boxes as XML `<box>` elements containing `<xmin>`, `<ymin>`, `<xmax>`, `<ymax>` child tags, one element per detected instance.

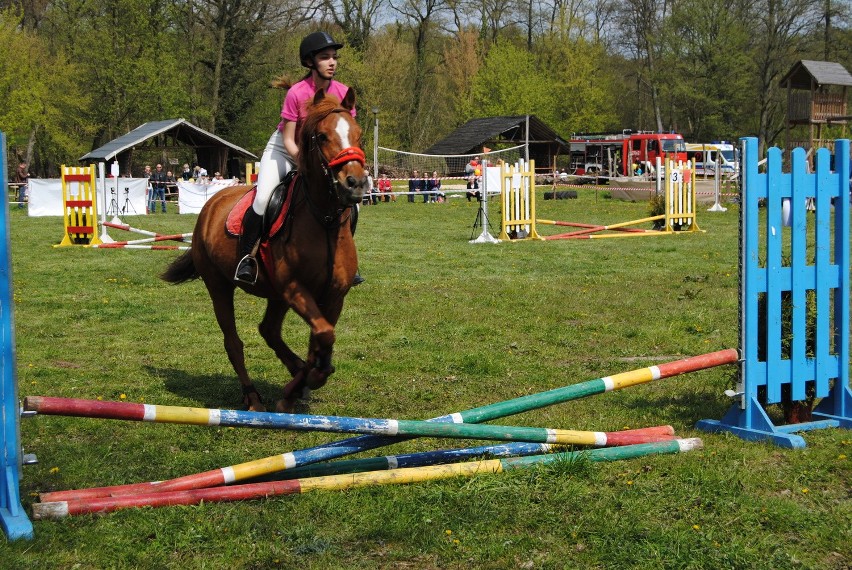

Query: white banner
<box><xmin>27</xmin><ymin>178</ymin><xmax>147</xmax><ymax>217</ymax></box>
<box><xmin>177</xmin><ymin>179</ymin><xmax>239</xmax><ymax>214</ymax></box>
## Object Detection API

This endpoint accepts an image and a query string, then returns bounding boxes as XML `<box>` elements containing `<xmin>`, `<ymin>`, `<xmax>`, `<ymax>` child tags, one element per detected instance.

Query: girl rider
<box><xmin>235</xmin><ymin>31</ymin><xmax>361</xmax><ymax>284</ymax></box>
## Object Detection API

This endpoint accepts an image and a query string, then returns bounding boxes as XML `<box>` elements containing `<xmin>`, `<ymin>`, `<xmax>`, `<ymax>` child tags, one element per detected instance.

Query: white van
<box><xmin>685</xmin><ymin>142</ymin><xmax>738</xmax><ymax>177</ymax></box>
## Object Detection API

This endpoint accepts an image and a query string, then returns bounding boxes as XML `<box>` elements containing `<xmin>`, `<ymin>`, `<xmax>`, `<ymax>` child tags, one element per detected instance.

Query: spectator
<box><xmin>143</xmin><ymin>165</ymin><xmax>152</xmax><ymax>212</ymax></box>
<box><xmin>213</xmin><ymin>171</ymin><xmax>224</xmax><ymax>180</ymax></box>
<box><xmin>166</xmin><ymin>170</ymin><xmax>177</xmax><ymax>203</ymax></box>
<box><xmin>14</xmin><ymin>161</ymin><xmax>29</xmax><ymax>208</ymax></box>
<box><xmin>181</xmin><ymin>163</ymin><xmax>192</xmax><ymax>181</ymax></box>
<box><xmin>465</xmin><ymin>156</ymin><xmax>480</xmax><ymax>177</ymax></box>
<box><xmin>408</xmin><ymin>169</ymin><xmax>423</xmax><ymax>203</ymax></box>
<box><xmin>366</xmin><ymin>173</ymin><xmax>377</xmax><ymax>204</ymax></box>
<box><xmin>466</xmin><ymin>174</ymin><xmax>480</xmax><ymax>202</ymax></box>
<box><xmin>377</xmin><ymin>172</ymin><xmax>393</xmax><ymax>202</ymax></box>
<box><xmin>426</xmin><ymin>171</ymin><xmax>441</xmax><ymax>203</ymax></box>
<box><xmin>149</xmin><ymin>163</ymin><xmax>168</xmax><ymax>213</ymax></box>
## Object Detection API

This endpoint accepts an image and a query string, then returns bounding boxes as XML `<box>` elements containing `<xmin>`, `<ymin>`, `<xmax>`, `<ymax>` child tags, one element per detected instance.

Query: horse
<box><xmin>161</xmin><ymin>88</ymin><xmax>368</xmax><ymax>413</ymax></box>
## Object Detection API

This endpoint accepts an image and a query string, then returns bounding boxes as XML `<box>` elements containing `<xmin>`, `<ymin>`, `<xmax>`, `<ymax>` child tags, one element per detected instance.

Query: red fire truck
<box><xmin>567</xmin><ymin>130</ymin><xmax>688</xmax><ymax>177</ymax></box>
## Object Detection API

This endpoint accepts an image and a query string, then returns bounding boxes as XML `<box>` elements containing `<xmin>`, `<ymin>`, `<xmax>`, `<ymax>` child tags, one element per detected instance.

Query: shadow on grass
<box><xmin>145</xmin><ymin>365</ymin><xmax>286</xmax><ymax>411</ymax></box>
<box><xmin>627</xmin><ymin>391</ymin><xmax>731</xmax><ymax>427</ymax></box>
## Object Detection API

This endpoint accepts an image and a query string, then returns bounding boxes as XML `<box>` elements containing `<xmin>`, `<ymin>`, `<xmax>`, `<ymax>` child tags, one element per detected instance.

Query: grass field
<box><xmin>2</xmin><ymin>189</ymin><xmax>850</xmax><ymax>569</ymax></box>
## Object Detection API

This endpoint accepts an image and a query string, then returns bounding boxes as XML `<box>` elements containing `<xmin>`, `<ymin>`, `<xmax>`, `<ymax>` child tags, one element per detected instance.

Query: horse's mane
<box><xmin>298</xmin><ymin>94</ymin><xmax>346</xmax><ymax>170</ymax></box>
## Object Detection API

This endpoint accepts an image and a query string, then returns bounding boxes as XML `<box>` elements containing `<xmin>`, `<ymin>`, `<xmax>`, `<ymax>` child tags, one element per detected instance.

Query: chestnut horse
<box><xmin>161</xmin><ymin>89</ymin><xmax>367</xmax><ymax>412</ymax></box>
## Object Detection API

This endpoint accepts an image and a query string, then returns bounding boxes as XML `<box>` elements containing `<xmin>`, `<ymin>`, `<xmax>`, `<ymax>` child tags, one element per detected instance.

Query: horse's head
<box><xmin>299</xmin><ymin>88</ymin><xmax>368</xmax><ymax>207</ymax></box>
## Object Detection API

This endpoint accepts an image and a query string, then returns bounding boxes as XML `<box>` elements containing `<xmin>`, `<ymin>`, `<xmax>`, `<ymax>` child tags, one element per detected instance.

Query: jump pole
<box><xmin>35</xmin><ymin>349</ymin><xmax>736</xmax><ymax>503</ymax></box>
<box><xmin>537</xmin><ymin>157</ymin><xmax>702</xmax><ymax>239</ymax></box>
<box><xmin>0</xmin><ymin>131</ymin><xmax>34</xmax><ymax>541</ymax></box>
<box><xmin>32</xmin><ymin>438</ymin><xmax>703</xmax><ymax>519</ymax></box>
<box><xmin>92</xmin><ymin>244</ymin><xmax>191</xmax><ymax>251</ymax></box>
<box><xmin>24</xmin><ymin>396</ymin><xmax>677</xmax><ymax>447</ymax></box>
<box><xmin>247</xmin><ymin>425</ymin><xmax>675</xmax><ymax>481</ymax></box>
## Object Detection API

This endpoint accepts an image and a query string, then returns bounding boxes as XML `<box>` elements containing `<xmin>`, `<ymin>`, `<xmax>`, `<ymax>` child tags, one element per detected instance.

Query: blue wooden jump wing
<box><xmin>0</xmin><ymin>131</ymin><xmax>34</xmax><ymax>540</ymax></box>
<box><xmin>697</xmin><ymin>137</ymin><xmax>851</xmax><ymax>448</ymax></box>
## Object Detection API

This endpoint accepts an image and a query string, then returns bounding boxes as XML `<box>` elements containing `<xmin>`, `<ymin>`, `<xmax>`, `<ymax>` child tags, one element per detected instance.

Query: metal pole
<box><xmin>372</xmin><ymin>107</ymin><xmax>379</xmax><ymax>180</ymax></box>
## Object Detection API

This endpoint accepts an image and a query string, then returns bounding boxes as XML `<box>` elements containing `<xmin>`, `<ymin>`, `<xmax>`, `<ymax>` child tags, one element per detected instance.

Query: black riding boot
<box><xmin>234</xmin><ymin>208</ymin><xmax>263</xmax><ymax>284</ymax></box>
<box><xmin>350</xmin><ymin>205</ymin><xmax>365</xmax><ymax>286</ymax></box>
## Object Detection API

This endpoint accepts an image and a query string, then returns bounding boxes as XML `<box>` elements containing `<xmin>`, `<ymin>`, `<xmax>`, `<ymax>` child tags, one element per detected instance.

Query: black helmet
<box><xmin>299</xmin><ymin>32</ymin><xmax>344</xmax><ymax>67</ymax></box>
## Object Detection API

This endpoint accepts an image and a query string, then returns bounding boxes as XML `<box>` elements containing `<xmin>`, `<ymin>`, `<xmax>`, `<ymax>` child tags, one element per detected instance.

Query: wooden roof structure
<box><xmin>79</xmin><ymin>119</ymin><xmax>257</xmax><ymax>178</ymax></box>
<box><xmin>424</xmin><ymin>116</ymin><xmax>569</xmax><ymax>171</ymax></box>
<box><xmin>779</xmin><ymin>60</ymin><xmax>852</xmax><ymax>155</ymax></box>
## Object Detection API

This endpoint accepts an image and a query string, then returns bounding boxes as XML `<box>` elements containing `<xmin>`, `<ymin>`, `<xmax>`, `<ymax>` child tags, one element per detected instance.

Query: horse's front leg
<box><xmin>275</xmin><ymin>284</ymin><xmax>342</xmax><ymax>413</ymax></box>
<box><xmin>206</xmin><ymin>280</ymin><xmax>266</xmax><ymax>412</ymax></box>
<box><xmin>259</xmin><ymin>298</ymin><xmax>307</xmax><ymax>377</ymax></box>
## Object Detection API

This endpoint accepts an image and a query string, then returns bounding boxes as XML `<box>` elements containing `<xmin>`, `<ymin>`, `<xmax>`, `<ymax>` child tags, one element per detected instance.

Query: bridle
<box><xmin>306</xmin><ymin>107</ymin><xmax>366</xmax><ymax>227</ymax></box>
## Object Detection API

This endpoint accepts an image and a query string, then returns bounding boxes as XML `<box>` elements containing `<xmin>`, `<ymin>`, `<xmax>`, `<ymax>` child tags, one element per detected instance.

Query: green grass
<box><xmin>2</xmin><ymin>190</ymin><xmax>850</xmax><ymax>569</ymax></box>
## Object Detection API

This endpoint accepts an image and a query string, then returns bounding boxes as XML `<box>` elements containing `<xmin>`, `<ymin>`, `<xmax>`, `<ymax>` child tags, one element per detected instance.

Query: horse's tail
<box><xmin>161</xmin><ymin>251</ymin><xmax>199</xmax><ymax>284</ymax></box>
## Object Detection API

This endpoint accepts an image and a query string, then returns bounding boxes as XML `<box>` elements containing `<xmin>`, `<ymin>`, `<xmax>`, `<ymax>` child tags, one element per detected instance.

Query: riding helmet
<box><xmin>299</xmin><ymin>32</ymin><xmax>344</xmax><ymax>67</ymax></box>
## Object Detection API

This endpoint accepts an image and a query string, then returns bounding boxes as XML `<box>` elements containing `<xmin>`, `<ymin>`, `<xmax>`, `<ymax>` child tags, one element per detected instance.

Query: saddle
<box><xmin>226</xmin><ymin>170</ymin><xmax>298</xmax><ymax>239</ymax></box>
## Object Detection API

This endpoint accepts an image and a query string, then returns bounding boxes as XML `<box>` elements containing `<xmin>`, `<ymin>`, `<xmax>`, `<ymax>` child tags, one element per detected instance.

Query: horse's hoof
<box><xmin>305</xmin><ymin>367</ymin><xmax>332</xmax><ymax>390</ymax></box>
<box><xmin>247</xmin><ymin>402</ymin><xmax>267</xmax><ymax>413</ymax></box>
<box><xmin>299</xmin><ymin>387</ymin><xmax>312</xmax><ymax>401</ymax></box>
<box><xmin>275</xmin><ymin>398</ymin><xmax>296</xmax><ymax>413</ymax></box>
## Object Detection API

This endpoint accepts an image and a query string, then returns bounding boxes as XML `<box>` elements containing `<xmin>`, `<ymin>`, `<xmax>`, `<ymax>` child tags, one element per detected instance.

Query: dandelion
<box><xmin>49</xmin><ymin>467</ymin><xmax>59</xmax><ymax>474</ymax></box>
<box><xmin>453</xmin><ymin>539</ymin><xmax>460</xmax><ymax>545</ymax></box>
<box><xmin>839</xmin><ymin>454</ymin><xmax>847</xmax><ymax>460</ymax></box>
<box><xmin>445</xmin><ymin>529</ymin><xmax>452</xmax><ymax>536</ymax></box>
<box><xmin>96</xmin><ymin>396</ymin><xmax>103</xmax><ymax>401</ymax></box>
<box><xmin>626</xmin><ymin>480</ymin><xmax>634</xmax><ymax>485</ymax></box>
<box><xmin>119</xmin><ymin>394</ymin><xmax>127</xmax><ymax>400</ymax></box>
<box><xmin>692</xmin><ymin>524</ymin><xmax>700</xmax><ymax>531</ymax></box>
<box><xmin>801</xmin><ymin>488</ymin><xmax>809</xmax><ymax>494</ymax></box>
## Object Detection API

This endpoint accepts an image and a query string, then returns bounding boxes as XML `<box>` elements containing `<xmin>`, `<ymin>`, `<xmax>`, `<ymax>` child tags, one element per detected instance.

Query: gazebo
<box><xmin>780</xmin><ymin>60</ymin><xmax>852</xmax><ymax>156</ymax></box>
<box><xmin>424</xmin><ymin>115</ymin><xmax>570</xmax><ymax>173</ymax></box>
<box><xmin>79</xmin><ymin>119</ymin><xmax>257</xmax><ymax>179</ymax></box>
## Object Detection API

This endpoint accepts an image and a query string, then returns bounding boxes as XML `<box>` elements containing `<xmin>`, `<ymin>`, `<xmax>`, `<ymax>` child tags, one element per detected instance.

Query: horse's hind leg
<box><xmin>206</xmin><ymin>281</ymin><xmax>266</xmax><ymax>412</ymax></box>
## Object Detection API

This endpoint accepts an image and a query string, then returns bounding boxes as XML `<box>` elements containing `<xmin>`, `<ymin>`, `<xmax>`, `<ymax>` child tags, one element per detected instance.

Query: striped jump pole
<box><xmin>102</xmin><ymin>221</ymin><xmax>175</xmax><ymax>238</ymax></box>
<box><xmin>256</xmin><ymin>425</ymin><xmax>676</xmax><ymax>481</ymax></box>
<box><xmin>92</xmin><ymin>233</ymin><xmax>192</xmax><ymax>248</ymax></box>
<box><xmin>35</xmin><ymin>350</ymin><xmax>736</xmax><ymax>503</ymax></box>
<box><xmin>33</xmin><ymin>438</ymin><xmax>703</xmax><ymax>519</ymax></box>
<box><xmin>92</xmin><ymin>244</ymin><xmax>191</xmax><ymax>251</ymax></box>
<box><xmin>24</xmin><ymin>396</ymin><xmax>677</xmax><ymax>447</ymax></box>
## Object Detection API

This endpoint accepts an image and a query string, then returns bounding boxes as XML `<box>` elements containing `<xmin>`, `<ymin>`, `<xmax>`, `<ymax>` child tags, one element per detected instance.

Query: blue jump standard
<box><xmin>0</xmin><ymin>130</ymin><xmax>34</xmax><ymax>540</ymax></box>
<box><xmin>697</xmin><ymin>137</ymin><xmax>852</xmax><ymax>448</ymax></box>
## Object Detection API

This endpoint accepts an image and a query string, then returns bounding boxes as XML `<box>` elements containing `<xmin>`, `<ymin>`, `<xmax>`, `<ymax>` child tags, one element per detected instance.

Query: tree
<box><xmin>322</xmin><ymin>0</ymin><xmax>384</xmax><ymax>51</ymax></box>
<box><xmin>0</xmin><ymin>9</ymin><xmax>92</xmax><ymax>175</ymax></box>
<box><xmin>392</xmin><ymin>0</ymin><xmax>449</xmax><ymax>148</ymax></box>
<box><xmin>745</xmin><ymin>0</ymin><xmax>824</xmax><ymax>150</ymax></box>
<box><xmin>662</xmin><ymin>0</ymin><xmax>754</xmax><ymax>140</ymax></box>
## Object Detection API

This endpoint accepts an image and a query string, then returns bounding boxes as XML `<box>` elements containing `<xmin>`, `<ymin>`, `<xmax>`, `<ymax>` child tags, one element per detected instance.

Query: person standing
<box><xmin>14</xmin><ymin>162</ymin><xmax>29</xmax><ymax>208</ymax></box>
<box><xmin>149</xmin><ymin>163</ymin><xmax>168</xmax><ymax>213</ymax></box>
<box><xmin>235</xmin><ymin>31</ymin><xmax>361</xmax><ymax>285</ymax></box>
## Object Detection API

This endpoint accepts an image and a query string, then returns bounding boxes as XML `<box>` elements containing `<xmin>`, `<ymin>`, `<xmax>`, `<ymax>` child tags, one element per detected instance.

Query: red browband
<box><xmin>327</xmin><ymin>147</ymin><xmax>366</xmax><ymax>168</ymax></box>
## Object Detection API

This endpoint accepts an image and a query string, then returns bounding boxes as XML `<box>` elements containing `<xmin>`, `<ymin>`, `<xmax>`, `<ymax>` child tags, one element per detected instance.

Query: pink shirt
<box><xmin>277</xmin><ymin>76</ymin><xmax>356</xmax><ymax>132</ymax></box>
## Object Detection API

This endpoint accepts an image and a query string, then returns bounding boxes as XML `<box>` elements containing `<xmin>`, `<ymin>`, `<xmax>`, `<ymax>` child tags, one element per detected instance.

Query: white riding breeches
<box><xmin>253</xmin><ymin>129</ymin><xmax>294</xmax><ymax>215</ymax></box>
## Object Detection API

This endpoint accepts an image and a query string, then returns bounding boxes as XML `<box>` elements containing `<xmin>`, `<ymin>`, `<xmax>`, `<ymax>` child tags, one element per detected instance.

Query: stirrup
<box><xmin>234</xmin><ymin>255</ymin><xmax>258</xmax><ymax>285</ymax></box>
